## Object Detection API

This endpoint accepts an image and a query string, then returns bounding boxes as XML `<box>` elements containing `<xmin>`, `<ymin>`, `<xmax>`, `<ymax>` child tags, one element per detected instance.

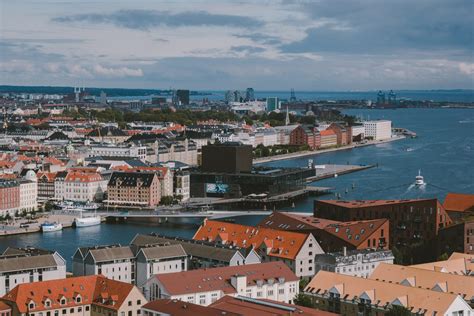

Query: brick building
<box><xmin>326</xmin><ymin>123</ymin><xmax>352</xmax><ymax>146</ymax></box>
<box><xmin>107</xmin><ymin>172</ymin><xmax>161</xmax><ymax>207</ymax></box>
<box><xmin>443</xmin><ymin>192</ymin><xmax>474</xmax><ymax>221</ymax></box>
<box><xmin>0</xmin><ymin>180</ymin><xmax>19</xmax><ymax>217</ymax></box>
<box><xmin>319</xmin><ymin>130</ymin><xmax>337</xmax><ymax>148</ymax></box>
<box><xmin>289</xmin><ymin>125</ymin><xmax>321</xmax><ymax>150</ymax></box>
<box><xmin>314</xmin><ymin>199</ymin><xmax>452</xmax><ymax>247</ymax></box>
<box><xmin>437</xmin><ymin>220</ymin><xmax>474</xmax><ymax>255</ymax></box>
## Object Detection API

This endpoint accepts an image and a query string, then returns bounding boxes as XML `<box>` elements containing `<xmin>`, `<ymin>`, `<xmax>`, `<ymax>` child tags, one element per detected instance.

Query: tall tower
<box><xmin>285</xmin><ymin>106</ymin><xmax>290</xmax><ymax>125</ymax></box>
<box><xmin>290</xmin><ymin>89</ymin><xmax>296</xmax><ymax>102</ymax></box>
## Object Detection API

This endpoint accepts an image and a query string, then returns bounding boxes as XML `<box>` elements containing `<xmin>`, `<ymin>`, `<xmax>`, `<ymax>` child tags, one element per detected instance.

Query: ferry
<box><xmin>41</xmin><ymin>222</ymin><xmax>63</xmax><ymax>232</ymax></box>
<box><xmin>415</xmin><ymin>170</ymin><xmax>425</xmax><ymax>186</ymax></box>
<box><xmin>74</xmin><ymin>210</ymin><xmax>101</xmax><ymax>227</ymax></box>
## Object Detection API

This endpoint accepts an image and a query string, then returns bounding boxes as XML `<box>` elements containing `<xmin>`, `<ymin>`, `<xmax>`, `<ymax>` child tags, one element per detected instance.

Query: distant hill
<box><xmin>0</xmin><ymin>85</ymin><xmax>171</xmax><ymax>97</ymax></box>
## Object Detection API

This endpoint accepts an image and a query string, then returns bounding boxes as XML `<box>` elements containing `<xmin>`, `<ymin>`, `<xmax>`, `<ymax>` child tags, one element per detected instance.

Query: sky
<box><xmin>0</xmin><ymin>0</ymin><xmax>473</xmax><ymax>90</ymax></box>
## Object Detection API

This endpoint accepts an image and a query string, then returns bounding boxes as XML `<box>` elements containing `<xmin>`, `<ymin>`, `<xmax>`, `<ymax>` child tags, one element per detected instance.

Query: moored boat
<box><xmin>74</xmin><ymin>215</ymin><xmax>101</xmax><ymax>227</ymax></box>
<box><xmin>41</xmin><ymin>222</ymin><xmax>63</xmax><ymax>232</ymax></box>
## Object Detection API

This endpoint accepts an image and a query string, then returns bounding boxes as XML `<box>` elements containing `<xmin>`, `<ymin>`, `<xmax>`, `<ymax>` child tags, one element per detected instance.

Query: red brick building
<box><xmin>437</xmin><ymin>220</ymin><xmax>474</xmax><ymax>255</ymax></box>
<box><xmin>289</xmin><ymin>125</ymin><xmax>320</xmax><ymax>150</ymax></box>
<box><xmin>0</xmin><ymin>180</ymin><xmax>20</xmax><ymax>217</ymax></box>
<box><xmin>314</xmin><ymin>199</ymin><xmax>452</xmax><ymax>247</ymax></box>
<box><xmin>443</xmin><ymin>192</ymin><xmax>474</xmax><ymax>221</ymax></box>
<box><xmin>327</xmin><ymin>123</ymin><xmax>352</xmax><ymax>146</ymax></box>
<box><xmin>258</xmin><ymin>212</ymin><xmax>389</xmax><ymax>252</ymax></box>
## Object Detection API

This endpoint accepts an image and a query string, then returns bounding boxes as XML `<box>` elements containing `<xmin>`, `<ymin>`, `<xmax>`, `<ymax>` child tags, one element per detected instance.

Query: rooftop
<box><xmin>443</xmin><ymin>192</ymin><xmax>474</xmax><ymax>212</ymax></box>
<box><xmin>316</xmin><ymin>198</ymin><xmax>437</xmax><ymax>208</ymax></box>
<box><xmin>143</xmin><ymin>299</ymin><xmax>238</xmax><ymax>316</ymax></box>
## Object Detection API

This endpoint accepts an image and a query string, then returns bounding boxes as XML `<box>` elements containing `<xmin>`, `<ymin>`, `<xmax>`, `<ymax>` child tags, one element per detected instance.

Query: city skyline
<box><xmin>1</xmin><ymin>0</ymin><xmax>473</xmax><ymax>90</ymax></box>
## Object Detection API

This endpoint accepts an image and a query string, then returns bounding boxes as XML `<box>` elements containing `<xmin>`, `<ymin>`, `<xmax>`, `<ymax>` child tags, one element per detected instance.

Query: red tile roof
<box><xmin>155</xmin><ymin>262</ymin><xmax>298</xmax><ymax>296</ymax></box>
<box><xmin>317</xmin><ymin>199</ymin><xmax>436</xmax><ymax>208</ymax></box>
<box><xmin>443</xmin><ymin>193</ymin><xmax>474</xmax><ymax>213</ymax></box>
<box><xmin>193</xmin><ymin>220</ymin><xmax>311</xmax><ymax>260</ymax></box>
<box><xmin>143</xmin><ymin>299</ymin><xmax>239</xmax><ymax>316</ymax></box>
<box><xmin>65</xmin><ymin>171</ymin><xmax>102</xmax><ymax>183</ymax></box>
<box><xmin>0</xmin><ymin>301</ymin><xmax>10</xmax><ymax>312</ymax></box>
<box><xmin>2</xmin><ymin>276</ymin><xmax>134</xmax><ymax>313</ymax></box>
<box><xmin>320</xmin><ymin>130</ymin><xmax>336</xmax><ymax>136</ymax></box>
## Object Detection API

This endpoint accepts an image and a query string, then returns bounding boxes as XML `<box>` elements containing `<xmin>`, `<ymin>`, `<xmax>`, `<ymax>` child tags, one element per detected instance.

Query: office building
<box><xmin>363</xmin><ymin>120</ymin><xmax>392</xmax><ymax>140</ymax></box>
<box><xmin>176</xmin><ymin>90</ymin><xmax>190</xmax><ymax>105</ymax></box>
<box><xmin>266</xmin><ymin>97</ymin><xmax>279</xmax><ymax>112</ymax></box>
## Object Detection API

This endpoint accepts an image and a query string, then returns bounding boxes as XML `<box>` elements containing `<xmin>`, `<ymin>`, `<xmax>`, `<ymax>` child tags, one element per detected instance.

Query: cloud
<box><xmin>281</xmin><ymin>0</ymin><xmax>473</xmax><ymax>55</ymax></box>
<box><xmin>233</xmin><ymin>33</ymin><xmax>282</xmax><ymax>45</ymax></box>
<box><xmin>231</xmin><ymin>46</ymin><xmax>266</xmax><ymax>54</ymax></box>
<box><xmin>93</xmin><ymin>64</ymin><xmax>143</xmax><ymax>77</ymax></box>
<box><xmin>459</xmin><ymin>63</ymin><xmax>474</xmax><ymax>75</ymax></box>
<box><xmin>52</xmin><ymin>9</ymin><xmax>263</xmax><ymax>30</ymax></box>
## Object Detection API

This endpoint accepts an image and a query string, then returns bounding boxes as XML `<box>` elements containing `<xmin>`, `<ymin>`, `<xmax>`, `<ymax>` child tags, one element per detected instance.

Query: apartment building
<box><xmin>193</xmin><ymin>220</ymin><xmax>324</xmax><ymax>278</ymax></box>
<box><xmin>369</xmin><ymin>262</ymin><xmax>474</xmax><ymax>307</ymax></box>
<box><xmin>0</xmin><ymin>180</ymin><xmax>19</xmax><ymax>217</ymax></box>
<box><xmin>289</xmin><ymin>125</ymin><xmax>320</xmax><ymax>150</ymax></box>
<box><xmin>327</xmin><ymin>123</ymin><xmax>352</xmax><ymax>146</ymax></box>
<box><xmin>0</xmin><ymin>248</ymin><xmax>66</xmax><ymax>296</ymax></box>
<box><xmin>304</xmin><ymin>271</ymin><xmax>472</xmax><ymax>315</ymax></box>
<box><xmin>63</xmin><ymin>169</ymin><xmax>107</xmax><ymax>202</ymax></box>
<box><xmin>144</xmin><ymin>262</ymin><xmax>299</xmax><ymax>306</ymax></box>
<box><xmin>130</xmin><ymin>234</ymin><xmax>261</xmax><ymax>270</ymax></box>
<box><xmin>314</xmin><ymin>248</ymin><xmax>394</xmax><ymax>278</ymax></box>
<box><xmin>72</xmin><ymin>245</ymin><xmax>135</xmax><ymax>284</ymax></box>
<box><xmin>36</xmin><ymin>171</ymin><xmax>56</xmax><ymax>201</ymax></box>
<box><xmin>18</xmin><ymin>171</ymin><xmax>37</xmax><ymax>213</ymax></box>
<box><xmin>319</xmin><ymin>130</ymin><xmax>337</xmax><ymax>148</ymax></box>
<box><xmin>106</xmin><ymin>172</ymin><xmax>161</xmax><ymax>207</ymax></box>
<box><xmin>90</xmin><ymin>144</ymin><xmax>148</xmax><ymax>162</ymax></box>
<box><xmin>314</xmin><ymin>199</ymin><xmax>452</xmax><ymax>247</ymax></box>
<box><xmin>442</xmin><ymin>192</ymin><xmax>474</xmax><ymax>221</ymax></box>
<box><xmin>259</xmin><ymin>212</ymin><xmax>390</xmax><ymax>252</ymax></box>
<box><xmin>1</xmin><ymin>275</ymin><xmax>146</xmax><ymax>316</ymax></box>
<box><xmin>363</xmin><ymin>120</ymin><xmax>392</xmax><ymax>140</ymax></box>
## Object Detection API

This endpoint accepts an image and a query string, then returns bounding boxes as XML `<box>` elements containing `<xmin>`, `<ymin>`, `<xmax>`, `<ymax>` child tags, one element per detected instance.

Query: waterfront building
<box><xmin>106</xmin><ymin>171</ymin><xmax>161</xmax><ymax>207</ymax></box>
<box><xmin>18</xmin><ymin>170</ymin><xmax>37</xmax><ymax>213</ymax></box>
<box><xmin>369</xmin><ymin>262</ymin><xmax>474</xmax><ymax>307</ymax></box>
<box><xmin>130</xmin><ymin>234</ymin><xmax>261</xmax><ymax>270</ymax></box>
<box><xmin>201</xmin><ymin>143</ymin><xmax>252</xmax><ymax>173</ymax></box>
<box><xmin>350</xmin><ymin>124</ymin><xmax>365</xmax><ymax>141</ymax></box>
<box><xmin>259</xmin><ymin>212</ymin><xmax>390</xmax><ymax>252</ymax></box>
<box><xmin>63</xmin><ymin>169</ymin><xmax>107</xmax><ymax>202</ymax></box>
<box><xmin>1</xmin><ymin>275</ymin><xmax>146</xmax><ymax>316</ymax></box>
<box><xmin>210</xmin><ymin>295</ymin><xmax>336</xmax><ymax>316</ymax></box>
<box><xmin>303</xmin><ymin>271</ymin><xmax>472</xmax><ymax>316</ymax></box>
<box><xmin>0</xmin><ymin>247</ymin><xmax>66</xmax><ymax>296</ymax></box>
<box><xmin>142</xmin><ymin>299</ymin><xmax>240</xmax><ymax>316</ymax></box>
<box><xmin>289</xmin><ymin>125</ymin><xmax>320</xmax><ymax>150</ymax></box>
<box><xmin>144</xmin><ymin>262</ymin><xmax>299</xmax><ymax>305</ymax></box>
<box><xmin>314</xmin><ymin>248</ymin><xmax>394</xmax><ymax>278</ymax></box>
<box><xmin>319</xmin><ymin>130</ymin><xmax>337</xmax><ymax>148</ymax></box>
<box><xmin>326</xmin><ymin>123</ymin><xmax>352</xmax><ymax>146</ymax></box>
<box><xmin>363</xmin><ymin>120</ymin><xmax>392</xmax><ymax>140</ymax></box>
<box><xmin>193</xmin><ymin>220</ymin><xmax>324</xmax><ymax>278</ymax></box>
<box><xmin>0</xmin><ymin>180</ymin><xmax>19</xmax><ymax>217</ymax></box>
<box><xmin>36</xmin><ymin>171</ymin><xmax>57</xmax><ymax>201</ymax></box>
<box><xmin>314</xmin><ymin>199</ymin><xmax>452</xmax><ymax>247</ymax></box>
<box><xmin>266</xmin><ymin>97</ymin><xmax>280</xmax><ymax>112</ymax></box>
<box><xmin>274</xmin><ymin>125</ymin><xmax>299</xmax><ymax>145</ymax></box>
<box><xmin>90</xmin><ymin>144</ymin><xmax>148</xmax><ymax>162</ymax></box>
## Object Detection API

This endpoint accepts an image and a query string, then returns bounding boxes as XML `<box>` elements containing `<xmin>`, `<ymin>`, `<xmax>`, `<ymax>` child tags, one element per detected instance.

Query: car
<box><xmin>19</xmin><ymin>223</ymin><xmax>30</xmax><ymax>228</ymax></box>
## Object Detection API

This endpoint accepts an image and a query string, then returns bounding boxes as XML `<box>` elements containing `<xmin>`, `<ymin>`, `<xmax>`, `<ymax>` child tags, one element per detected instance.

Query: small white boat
<box><xmin>82</xmin><ymin>202</ymin><xmax>100</xmax><ymax>210</ymax></box>
<box><xmin>41</xmin><ymin>222</ymin><xmax>63</xmax><ymax>232</ymax></box>
<box><xmin>415</xmin><ymin>170</ymin><xmax>425</xmax><ymax>186</ymax></box>
<box><xmin>74</xmin><ymin>213</ymin><xmax>101</xmax><ymax>227</ymax></box>
<box><xmin>406</xmin><ymin>147</ymin><xmax>414</xmax><ymax>152</ymax></box>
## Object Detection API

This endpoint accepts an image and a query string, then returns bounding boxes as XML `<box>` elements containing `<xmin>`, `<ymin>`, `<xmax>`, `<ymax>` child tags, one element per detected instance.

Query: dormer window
<box><xmin>29</xmin><ymin>302</ymin><xmax>35</xmax><ymax>309</ymax></box>
<box><xmin>60</xmin><ymin>298</ymin><xmax>67</xmax><ymax>305</ymax></box>
<box><xmin>45</xmin><ymin>300</ymin><xmax>51</xmax><ymax>308</ymax></box>
<box><xmin>75</xmin><ymin>295</ymin><xmax>82</xmax><ymax>303</ymax></box>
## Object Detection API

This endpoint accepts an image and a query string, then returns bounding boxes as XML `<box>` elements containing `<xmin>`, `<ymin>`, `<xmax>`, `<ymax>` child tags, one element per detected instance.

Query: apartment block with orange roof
<box><xmin>61</xmin><ymin>169</ymin><xmax>107</xmax><ymax>202</ymax></box>
<box><xmin>1</xmin><ymin>275</ymin><xmax>146</xmax><ymax>316</ymax></box>
<box><xmin>193</xmin><ymin>219</ymin><xmax>324</xmax><ymax>278</ymax></box>
<box><xmin>304</xmin><ymin>271</ymin><xmax>473</xmax><ymax>315</ymax></box>
<box><xmin>106</xmin><ymin>172</ymin><xmax>161</xmax><ymax>207</ymax></box>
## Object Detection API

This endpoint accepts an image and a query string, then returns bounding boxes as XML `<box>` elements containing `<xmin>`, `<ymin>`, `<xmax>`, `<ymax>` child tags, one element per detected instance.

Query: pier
<box><xmin>305</xmin><ymin>164</ymin><xmax>376</xmax><ymax>182</ymax></box>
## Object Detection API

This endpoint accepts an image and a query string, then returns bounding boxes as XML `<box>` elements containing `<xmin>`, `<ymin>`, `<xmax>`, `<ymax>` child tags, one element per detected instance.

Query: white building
<box><xmin>19</xmin><ymin>170</ymin><xmax>37</xmax><ymax>213</ymax></box>
<box><xmin>90</xmin><ymin>144</ymin><xmax>148</xmax><ymax>162</ymax></box>
<box><xmin>351</xmin><ymin>124</ymin><xmax>365</xmax><ymax>139</ymax></box>
<box><xmin>173</xmin><ymin>172</ymin><xmax>190</xmax><ymax>201</ymax></box>
<box><xmin>0</xmin><ymin>248</ymin><xmax>66</xmax><ymax>296</ymax></box>
<box><xmin>314</xmin><ymin>249</ymin><xmax>394</xmax><ymax>278</ymax></box>
<box><xmin>63</xmin><ymin>170</ymin><xmax>107</xmax><ymax>202</ymax></box>
<box><xmin>144</xmin><ymin>261</ymin><xmax>299</xmax><ymax>306</ymax></box>
<box><xmin>363</xmin><ymin>120</ymin><xmax>392</xmax><ymax>140</ymax></box>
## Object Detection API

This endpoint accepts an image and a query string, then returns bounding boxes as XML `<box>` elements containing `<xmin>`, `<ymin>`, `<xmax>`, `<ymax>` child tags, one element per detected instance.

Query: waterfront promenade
<box><xmin>254</xmin><ymin>135</ymin><xmax>405</xmax><ymax>164</ymax></box>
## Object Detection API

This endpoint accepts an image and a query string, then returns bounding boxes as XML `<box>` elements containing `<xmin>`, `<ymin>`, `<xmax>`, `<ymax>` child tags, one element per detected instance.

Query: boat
<box><xmin>74</xmin><ymin>215</ymin><xmax>101</xmax><ymax>227</ymax></box>
<box><xmin>406</xmin><ymin>147</ymin><xmax>414</xmax><ymax>152</ymax></box>
<box><xmin>415</xmin><ymin>170</ymin><xmax>425</xmax><ymax>186</ymax></box>
<box><xmin>41</xmin><ymin>222</ymin><xmax>63</xmax><ymax>232</ymax></box>
<box><xmin>82</xmin><ymin>202</ymin><xmax>100</xmax><ymax>210</ymax></box>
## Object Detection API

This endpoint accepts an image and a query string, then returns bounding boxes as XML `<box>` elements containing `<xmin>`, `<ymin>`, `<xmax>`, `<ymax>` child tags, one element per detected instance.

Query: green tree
<box><xmin>385</xmin><ymin>305</ymin><xmax>412</xmax><ymax>316</ymax></box>
<box><xmin>160</xmin><ymin>196</ymin><xmax>174</xmax><ymax>205</ymax></box>
<box><xmin>44</xmin><ymin>201</ymin><xmax>53</xmax><ymax>212</ymax></box>
<box><xmin>437</xmin><ymin>252</ymin><xmax>449</xmax><ymax>261</ymax></box>
<box><xmin>293</xmin><ymin>294</ymin><xmax>314</xmax><ymax>308</ymax></box>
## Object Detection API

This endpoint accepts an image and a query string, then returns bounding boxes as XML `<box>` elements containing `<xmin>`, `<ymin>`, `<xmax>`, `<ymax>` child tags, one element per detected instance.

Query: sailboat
<box><xmin>74</xmin><ymin>207</ymin><xmax>101</xmax><ymax>227</ymax></box>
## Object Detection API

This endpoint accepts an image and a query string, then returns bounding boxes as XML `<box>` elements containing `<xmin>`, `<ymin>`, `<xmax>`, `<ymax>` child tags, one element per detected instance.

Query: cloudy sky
<box><xmin>0</xmin><ymin>0</ymin><xmax>473</xmax><ymax>90</ymax></box>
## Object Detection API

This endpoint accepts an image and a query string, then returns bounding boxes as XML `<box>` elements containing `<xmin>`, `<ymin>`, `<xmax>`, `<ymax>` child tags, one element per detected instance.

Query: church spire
<box><xmin>285</xmin><ymin>106</ymin><xmax>290</xmax><ymax>126</ymax></box>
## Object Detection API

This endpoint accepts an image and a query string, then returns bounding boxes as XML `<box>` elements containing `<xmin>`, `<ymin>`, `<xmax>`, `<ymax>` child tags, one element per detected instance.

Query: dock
<box><xmin>305</xmin><ymin>164</ymin><xmax>376</xmax><ymax>182</ymax></box>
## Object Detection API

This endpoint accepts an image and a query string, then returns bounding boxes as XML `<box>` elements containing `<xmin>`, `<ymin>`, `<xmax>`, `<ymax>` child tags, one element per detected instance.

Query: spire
<box><xmin>285</xmin><ymin>106</ymin><xmax>290</xmax><ymax>126</ymax></box>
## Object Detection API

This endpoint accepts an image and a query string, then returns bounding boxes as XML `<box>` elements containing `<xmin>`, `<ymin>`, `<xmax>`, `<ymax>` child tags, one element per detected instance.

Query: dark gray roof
<box><xmin>131</xmin><ymin>234</ymin><xmax>238</xmax><ymax>263</ymax></box>
<box><xmin>108</xmin><ymin>172</ymin><xmax>156</xmax><ymax>187</ymax></box>
<box><xmin>0</xmin><ymin>253</ymin><xmax>63</xmax><ymax>272</ymax></box>
<box><xmin>87</xmin><ymin>246</ymin><xmax>134</xmax><ymax>262</ymax></box>
<box><xmin>87</xmin><ymin>127</ymin><xmax>127</xmax><ymax>137</ymax></box>
<box><xmin>139</xmin><ymin>244</ymin><xmax>187</xmax><ymax>260</ymax></box>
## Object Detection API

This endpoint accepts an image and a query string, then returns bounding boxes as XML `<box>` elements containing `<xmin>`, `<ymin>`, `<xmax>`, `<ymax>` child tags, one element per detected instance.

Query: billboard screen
<box><xmin>206</xmin><ymin>183</ymin><xmax>229</xmax><ymax>194</ymax></box>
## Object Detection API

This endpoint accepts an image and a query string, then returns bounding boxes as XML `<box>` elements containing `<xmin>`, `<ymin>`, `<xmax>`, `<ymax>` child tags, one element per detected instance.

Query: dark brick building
<box><xmin>289</xmin><ymin>125</ymin><xmax>320</xmax><ymax>150</ymax></box>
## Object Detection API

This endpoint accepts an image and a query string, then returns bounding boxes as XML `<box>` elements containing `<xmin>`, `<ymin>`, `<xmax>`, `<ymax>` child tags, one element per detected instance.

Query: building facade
<box><xmin>107</xmin><ymin>172</ymin><xmax>161</xmax><ymax>207</ymax></box>
<box><xmin>0</xmin><ymin>180</ymin><xmax>19</xmax><ymax>216</ymax></box>
<box><xmin>363</xmin><ymin>120</ymin><xmax>392</xmax><ymax>140</ymax></box>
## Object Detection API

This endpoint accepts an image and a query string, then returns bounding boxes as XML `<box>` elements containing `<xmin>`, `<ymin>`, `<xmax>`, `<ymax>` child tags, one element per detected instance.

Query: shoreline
<box><xmin>253</xmin><ymin>135</ymin><xmax>406</xmax><ymax>164</ymax></box>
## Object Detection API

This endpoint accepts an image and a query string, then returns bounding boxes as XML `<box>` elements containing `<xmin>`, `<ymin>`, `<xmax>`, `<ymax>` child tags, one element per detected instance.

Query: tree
<box><xmin>437</xmin><ymin>252</ymin><xmax>449</xmax><ymax>261</ymax></box>
<box><xmin>160</xmin><ymin>196</ymin><xmax>174</xmax><ymax>205</ymax></box>
<box><xmin>293</xmin><ymin>294</ymin><xmax>314</xmax><ymax>308</ymax></box>
<box><xmin>385</xmin><ymin>305</ymin><xmax>412</xmax><ymax>316</ymax></box>
<box><xmin>44</xmin><ymin>201</ymin><xmax>53</xmax><ymax>212</ymax></box>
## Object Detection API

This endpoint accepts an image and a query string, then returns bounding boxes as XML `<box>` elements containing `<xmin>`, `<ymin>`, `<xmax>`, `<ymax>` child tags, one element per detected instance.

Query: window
<box><xmin>62</xmin><ymin>310</ymin><xmax>66</xmax><ymax>315</ymax></box>
<box><xmin>128</xmin><ymin>311</ymin><xmax>132</xmax><ymax>316</ymax></box>
<box><xmin>137</xmin><ymin>300</ymin><xmax>141</xmax><ymax>305</ymax></box>
<box><xmin>85</xmin><ymin>306</ymin><xmax>90</xmax><ymax>312</ymax></box>
<box><xmin>69</xmin><ymin>309</ymin><xmax>74</xmax><ymax>313</ymax></box>
<box><xmin>128</xmin><ymin>301</ymin><xmax>132</xmax><ymax>306</ymax></box>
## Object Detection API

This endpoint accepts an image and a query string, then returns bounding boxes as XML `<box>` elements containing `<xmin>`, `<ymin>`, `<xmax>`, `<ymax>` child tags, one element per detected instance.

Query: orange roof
<box><xmin>410</xmin><ymin>258</ymin><xmax>468</xmax><ymax>275</ymax></box>
<box><xmin>2</xmin><ymin>275</ymin><xmax>134</xmax><ymax>313</ymax></box>
<box><xmin>193</xmin><ymin>220</ymin><xmax>311</xmax><ymax>260</ymax></box>
<box><xmin>155</xmin><ymin>262</ymin><xmax>298</xmax><ymax>296</ymax></box>
<box><xmin>65</xmin><ymin>171</ymin><xmax>102</xmax><ymax>183</ymax></box>
<box><xmin>317</xmin><ymin>198</ymin><xmax>437</xmax><ymax>208</ymax></box>
<box><xmin>0</xmin><ymin>173</ymin><xmax>18</xmax><ymax>180</ymax></box>
<box><xmin>369</xmin><ymin>263</ymin><xmax>474</xmax><ymax>299</ymax></box>
<box><xmin>43</xmin><ymin>157</ymin><xmax>66</xmax><ymax>166</ymax></box>
<box><xmin>443</xmin><ymin>192</ymin><xmax>474</xmax><ymax>212</ymax></box>
<box><xmin>0</xmin><ymin>301</ymin><xmax>10</xmax><ymax>312</ymax></box>
<box><xmin>320</xmin><ymin>130</ymin><xmax>335</xmax><ymax>136</ymax></box>
<box><xmin>37</xmin><ymin>172</ymin><xmax>57</xmax><ymax>182</ymax></box>
<box><xmin>305</xmin><ymin>271</ymin><xmax>461</xmax><ymax>315</ymax></box>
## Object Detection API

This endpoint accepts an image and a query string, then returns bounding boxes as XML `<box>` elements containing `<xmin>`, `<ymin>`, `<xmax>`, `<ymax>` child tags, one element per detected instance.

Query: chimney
<box><xmin>343</xmin><ymin>246</ymin><xmax>347</xmax><ymax>256</ymax></box>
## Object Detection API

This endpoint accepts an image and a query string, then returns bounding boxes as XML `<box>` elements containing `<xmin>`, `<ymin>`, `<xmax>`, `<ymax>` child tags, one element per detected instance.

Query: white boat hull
<box><xmin>74</xmin><ymin>216</ymin><xmax>101</xmax><ymax>227</ymax></box>
<box><xmin>42</xmin><ymin>223</ymin><xmax>63</xmax><ymax>232</ymax></box>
